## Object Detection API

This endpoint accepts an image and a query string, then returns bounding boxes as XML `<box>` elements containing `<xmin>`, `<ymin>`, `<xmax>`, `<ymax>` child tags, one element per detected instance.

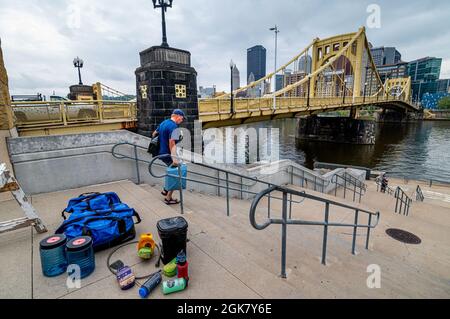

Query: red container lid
<box><xmin>40</xmin><ymin>234</ymin><xmax>67</xmax><ymax>250</ymax></box>
<box><xmin>66</xmin><ymin>236</ymin><xmax>93</xmax><ymax>252</ymax></box>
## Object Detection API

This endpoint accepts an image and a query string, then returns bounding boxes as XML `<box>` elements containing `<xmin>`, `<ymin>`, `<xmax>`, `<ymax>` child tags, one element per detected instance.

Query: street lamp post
<box><xmin>230</xmin><ymin>60</ymin><xmax>235</xmax><ymax>114</ymax></box>
<box><xmin>363</xmin><ymin>82</ymin><xmax>368</xmax><ymax>103</ymax></box>
<box><xmin>152</xmin><ymin>0</ymin><xmax>174</xmax><ymax>48</ymax></box>
<box><xmin>73</xmin><ymin>57</ymin><xmax>84</xmax><ymax>85</ymax></box>
<box><xmin>270</xmin><ymin>25</ymin><xmax>280</xmax><ymax>111</ymax></box>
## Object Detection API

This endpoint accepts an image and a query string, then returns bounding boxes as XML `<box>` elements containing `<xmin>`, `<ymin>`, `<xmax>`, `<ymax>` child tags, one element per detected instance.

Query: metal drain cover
<box><xmin>386</xmin><ymin>228</ymin><xmax>422</xmax><ymax>245</ymax></box>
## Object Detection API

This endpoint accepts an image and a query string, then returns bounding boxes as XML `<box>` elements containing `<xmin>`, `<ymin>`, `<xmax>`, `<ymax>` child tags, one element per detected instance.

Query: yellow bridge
<box><xmin>199</xmin><ymin>26</ymin><xmax>419</xmax><ymax>128</ymax></box>
<box><xmin>11</xmin><ymin>27</ymin><xmax>420</xmax><ymax>135</ymax></box>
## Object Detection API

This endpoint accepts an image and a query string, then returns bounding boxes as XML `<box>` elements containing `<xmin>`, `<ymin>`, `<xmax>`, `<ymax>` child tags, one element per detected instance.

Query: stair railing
<box><xmin>249</xmin><ymin>184</ymin><xmax>380</xmax><ymax>278</ymax></box>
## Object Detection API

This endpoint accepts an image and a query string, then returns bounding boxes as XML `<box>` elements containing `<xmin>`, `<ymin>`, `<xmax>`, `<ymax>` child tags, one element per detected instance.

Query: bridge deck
<box><xmin>199</xmin><ymin>96</ymin><xmax>420</xmax><ymax>127</ymax></box>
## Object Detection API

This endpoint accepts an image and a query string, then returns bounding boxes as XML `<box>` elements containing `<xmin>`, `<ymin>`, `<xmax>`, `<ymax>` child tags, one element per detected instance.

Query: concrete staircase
<box><xmin>2</xmin><ymin>178</ymin><xmax>448</xmax><ymax>299</ymax></box>
<box><xmin>137</xmin><ymin>182</ymin><xmax>450</xmax><ymax>298</ymax></box>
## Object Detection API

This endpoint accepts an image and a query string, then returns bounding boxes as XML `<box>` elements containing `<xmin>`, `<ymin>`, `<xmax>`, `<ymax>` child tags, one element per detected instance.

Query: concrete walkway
<box><xmin>0</xmin><ymin>179</ymin><xmax>449</xmax><ymax>299</ymax></box>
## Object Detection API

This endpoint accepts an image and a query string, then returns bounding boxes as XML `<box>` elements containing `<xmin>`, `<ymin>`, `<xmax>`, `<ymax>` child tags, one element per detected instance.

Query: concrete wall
<box><xmin>7</xmin><ymin>130</ymin><xmax>364</xmax><ymax>199</ymax></box>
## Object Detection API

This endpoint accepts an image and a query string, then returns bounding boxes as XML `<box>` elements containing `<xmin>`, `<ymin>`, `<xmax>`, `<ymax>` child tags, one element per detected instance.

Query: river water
<box><xmin>242</xmin><ymin>119</ymin><xmax>450</xmax><ymax>183</ymax></box>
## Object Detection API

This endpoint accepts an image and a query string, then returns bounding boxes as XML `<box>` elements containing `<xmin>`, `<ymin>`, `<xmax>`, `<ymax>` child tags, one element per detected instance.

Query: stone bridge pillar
<box><xmin>135</xmin><ymin>46</ymin><xmax>199</xmax><ymax>138</ymax></box>
<box><xmin>296</xmin><ymin>115</ymin><xmax>376</xmax><ymax>145</ymax></box>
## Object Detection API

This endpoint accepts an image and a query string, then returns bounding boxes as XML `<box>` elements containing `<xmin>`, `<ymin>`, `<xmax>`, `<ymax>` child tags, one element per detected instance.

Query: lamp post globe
<box><xmin>73</xmin><ymin>56</ymin><xmax>84</xmax><ymax>85</ymax></box>
<box><xmin>152</xmin><ymin>0</ymin><xmax>174</xmax><ymax>47</ymax></box>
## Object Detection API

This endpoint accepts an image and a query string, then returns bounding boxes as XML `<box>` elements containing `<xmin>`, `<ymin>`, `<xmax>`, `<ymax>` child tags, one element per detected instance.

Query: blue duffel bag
<box><xmin>165</xmin><ymin>164</ymin><xmax>187</xmax><ymax>191</ymax></box>
<box><xmin>55</xmin><ymin>192</ymin><xmax>141</xmax><ymax>252</ymax></box>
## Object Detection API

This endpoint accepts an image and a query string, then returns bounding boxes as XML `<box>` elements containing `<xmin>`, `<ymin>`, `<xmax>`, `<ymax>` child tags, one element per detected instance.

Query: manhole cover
<box><xmin>386</xmin><ymin>228</ymin><xmax>422</xmax><ymax>245</ymax></box>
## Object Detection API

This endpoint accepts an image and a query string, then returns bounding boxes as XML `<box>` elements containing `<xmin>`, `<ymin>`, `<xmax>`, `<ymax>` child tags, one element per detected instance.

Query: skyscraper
<box><xmin>232</xmin><ymin>65</ymin><xmax>240</xmax><ymax>91</ymax></box>
<box><xmin>370</xmin><ymin>47</ymin><xmax>402</xmax><ymax>66</ymax></box>
<box><xmin>247</xmin><ymin>45</ymin><xmax>266</xmax><ymax>83</ymax></box>
<box><xmin>298</xmin><ymin>55</ymin><xmax>312</xmax><ymax>73</ymax></box>
<box><xmin>408</xmin><ymin>57</ymin><xmax>442</xmax><ymax>101</ymax></box>
<box><xmin>275</xmin><ymin>74</ymin><xmax>284</xmax><ymax>91</ymax></box>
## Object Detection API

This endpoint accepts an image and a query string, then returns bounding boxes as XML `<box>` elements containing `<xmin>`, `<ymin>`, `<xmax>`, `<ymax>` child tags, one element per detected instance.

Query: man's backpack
<box><xmin>147</xmin><ymin>133</ymin><xmax>160</xmax><ymax>157</ymax></box>
<box><xmin>55</xmin><ymin>192</ymin><xmax>142</xmax><ymax>252</ymax></box>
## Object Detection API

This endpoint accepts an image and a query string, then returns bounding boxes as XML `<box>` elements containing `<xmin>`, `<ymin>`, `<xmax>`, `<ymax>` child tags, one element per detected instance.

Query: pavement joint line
<box><xmin>31</xmin><ymin>227</ymin><xmax>34</xmax><ymax>299</ymax></box>
<box><xmin>188</xmin><ymin>236</ymin><xmax>264</xmax><ymax>299</ymax></box>
<box><xmin>56</xmin><ymin>273</ymin><xmax>115</xmax><ymax>299</ymax></box>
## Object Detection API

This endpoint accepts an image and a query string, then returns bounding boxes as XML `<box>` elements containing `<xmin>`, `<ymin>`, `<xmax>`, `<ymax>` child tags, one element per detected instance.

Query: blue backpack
<box><xmin>55</xmin><ymin>192</ymin><xmax>142</xmax><ymax>252</ymax></box>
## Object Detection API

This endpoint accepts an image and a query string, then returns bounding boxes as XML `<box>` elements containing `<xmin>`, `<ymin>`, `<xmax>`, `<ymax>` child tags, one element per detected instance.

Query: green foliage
<box><xmin>438</xmin><ymin>97</ymin><xmax>450</xmax><ymax>110</ymax></box>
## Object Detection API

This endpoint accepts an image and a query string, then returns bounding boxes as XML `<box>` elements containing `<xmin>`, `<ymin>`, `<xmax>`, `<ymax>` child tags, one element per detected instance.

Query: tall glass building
<box><xmin>408</xmin><ymin>57</ymin><xmax>442</xmax><ymax>82</ymax></box>
<box><xmin>371</xmin><ymin>47</ymin><xmax>402</xmax><ymax>66</ymax></box>
<box><xmin>247</xmin><ymin>45</ymin><xmax>266</xmax><ymax>83</ymax></box>
<box><xmin>408</xmin><ymin>57</ymin><xmax>442</xmax><ymax>101</ymax></box>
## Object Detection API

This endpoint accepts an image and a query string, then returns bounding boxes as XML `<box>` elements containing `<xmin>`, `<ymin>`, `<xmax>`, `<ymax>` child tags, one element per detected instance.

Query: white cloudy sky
<box><xmin>0</xmin><ymin>0</ymin><xmax>449</xmax><ymax>97</ymax></box>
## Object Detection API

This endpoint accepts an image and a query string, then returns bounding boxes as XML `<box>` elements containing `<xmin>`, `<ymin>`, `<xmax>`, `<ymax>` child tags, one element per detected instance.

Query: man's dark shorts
<box><xmin>160</xmin><ymin>155</ymin><xmax>173</xmax><ymax>167</ymax></box>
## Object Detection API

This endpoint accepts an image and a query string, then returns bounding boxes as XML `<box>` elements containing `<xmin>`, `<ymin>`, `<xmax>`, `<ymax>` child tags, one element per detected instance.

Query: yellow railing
<box><xmin>199</xmin><ymin>95</ymin><xmax>418</xmax><ymax>119</ymax></box>
<box><xmin>11</xmin><ymin>100</ymin><xmax>137</xmax><ymax>128</ymax></box>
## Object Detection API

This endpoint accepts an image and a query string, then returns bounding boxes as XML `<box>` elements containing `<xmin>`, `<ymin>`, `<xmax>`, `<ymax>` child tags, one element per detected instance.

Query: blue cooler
<box><xmin>66</xmin><ymin>236</ymin><xmax>95</xmax><ymax>279</ymax></box>
<box><xmin>165</xmin><ymin>164</ymin><xmax>187</xmax><ymax>191</ymax></box>
<box><xmin>39</xmin><ymin>234</ymin><xmax>68</xmax><ymax>277</ymax></box>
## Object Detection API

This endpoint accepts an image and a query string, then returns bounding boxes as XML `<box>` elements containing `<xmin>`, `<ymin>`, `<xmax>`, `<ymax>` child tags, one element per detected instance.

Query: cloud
<box><xmin>0</xmin><ymin>0</ymin><xmax>449</xmax><ymax>96</ymax></box>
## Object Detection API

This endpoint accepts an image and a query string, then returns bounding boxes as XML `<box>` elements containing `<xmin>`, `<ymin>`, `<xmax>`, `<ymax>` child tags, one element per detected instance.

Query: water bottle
<box><xmin>66</xmin><ymin>236</ymin><xmax>95</xmax><ymax>279</ymax></box>
<box><xmin>139</xmin><ymin>271</ymin><xmax>162</xmax><ymax>298</ymax></box>
<box><xmin>39</xmin><ymin>234</ymin><xmax>68</xmax><ymax>277</ymax></box>
<box><xmin>162</xmin><ymin>278</ymin><xmax>187</xmax><ymax>295</ymax></box>
<box><xmin>176</xmin><ymin>250</ymin><xmax>189</xmax><ymax>279</ymax></box>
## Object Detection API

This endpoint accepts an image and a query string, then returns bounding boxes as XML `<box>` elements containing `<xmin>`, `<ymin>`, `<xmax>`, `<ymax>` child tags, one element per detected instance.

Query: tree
<box><xmin>438</xmin><ymin>96</ymin><xmax>450</xmax><ymax>110</ymax></box>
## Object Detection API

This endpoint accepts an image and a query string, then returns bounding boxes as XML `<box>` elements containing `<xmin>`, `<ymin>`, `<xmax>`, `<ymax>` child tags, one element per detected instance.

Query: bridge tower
<box><xmin>309</xmin><ymin>27</ymin><xmax>368</xmax><ymax>118</ymax></box>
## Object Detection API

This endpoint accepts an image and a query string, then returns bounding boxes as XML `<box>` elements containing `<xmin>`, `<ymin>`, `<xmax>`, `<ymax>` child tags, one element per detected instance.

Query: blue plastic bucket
<box><xmin>39</xmin><ymin>234</ymin><xmax>68</xmax><ymax>277</ymax></box>
<box><xmin>165</xmin><ymin>164</ymin><xmax>187</xmax><ymax>191</ymax></box>
<box><xmin>66</xmin><ymin>236</ymin><xmax>95</xmax><ymax>279</ymax></box>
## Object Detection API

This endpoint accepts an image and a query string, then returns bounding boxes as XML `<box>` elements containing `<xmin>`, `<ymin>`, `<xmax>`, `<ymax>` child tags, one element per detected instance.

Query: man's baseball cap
<box><xmin>172</xmin><ymin>109</ymin><xmax>186</xmax><ymax>118</ymax></box>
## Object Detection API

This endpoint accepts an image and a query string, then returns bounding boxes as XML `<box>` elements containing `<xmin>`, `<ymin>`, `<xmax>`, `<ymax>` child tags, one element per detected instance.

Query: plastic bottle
<box><xmin>162</xmin><ymin>278</ymin><xmax>187</xmax><ymax>295</ymax></box>
<box><xmin>176</xmin><ymin>250</ymin><xmax>189</xmax><ymax>279</ymax></box>
<box><xmin>139</xmin><ymin>271</ymin><xmax>162</xmax><ymax>298</ymax></box>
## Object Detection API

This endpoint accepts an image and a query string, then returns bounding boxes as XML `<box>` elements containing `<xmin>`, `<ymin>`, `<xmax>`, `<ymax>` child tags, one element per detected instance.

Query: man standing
<box><xmin>152</xmin><ymin>109</ymin><xmax>185</xmax><ymax>205</ymax></box>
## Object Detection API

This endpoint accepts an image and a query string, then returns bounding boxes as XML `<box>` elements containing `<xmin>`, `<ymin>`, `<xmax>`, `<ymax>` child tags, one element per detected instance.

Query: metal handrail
<box><xmin>249</xmin><ymin>184</ymin><xmax>380</xmax><ymax>278</ymax></box>
<box><xmin>416</xmin><ymin>185</ymin><xmax>424</xmax><ymax>202</ymax></box>
<box><xmin>332</xmin><ymin>173</ymin><xmax>366</xmax><ymax>203</ymax></box>
<box><xmin>111</xmin><ymin>142</ymin><xmax>306</xmax><ymax>216</ymax></box>
<box><xmin>375</xmin><ymin>178</ymin><xmax>395</xmax><ymax>196</ymax></box>
<box><xmin>287</xmin><ymin>166</ymin><xmax>332</xmax><ymax>193</ymax></box>
<box><xmin>147</xmin><ymin>154</ymin><xmax>307</xmax><ymax>216</ymax></box>
<box><xmin>395</xmin><ymin>187</ymin><xmax>413</xmax><ymax>216</ymax></box>
<box><xmin>112</xmin><ymin>142</ymin><xmax>257</xmax><ymax>188</ymax></box>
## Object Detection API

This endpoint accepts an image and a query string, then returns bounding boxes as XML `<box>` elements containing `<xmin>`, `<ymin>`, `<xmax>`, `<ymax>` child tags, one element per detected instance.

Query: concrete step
<box><xmin>132</xmin><ymin>183</ymin><xmax>302</xmax><ymax>298</ymax></box>
<box><xmin>139</xmin><ymin>184</ymin><xmax>450</xmax><ymax>298</ymax></box>
<box><xmin>141</xmin><ymin>184</ymin><xmax>391</xmax><ymax>298</ymax></box>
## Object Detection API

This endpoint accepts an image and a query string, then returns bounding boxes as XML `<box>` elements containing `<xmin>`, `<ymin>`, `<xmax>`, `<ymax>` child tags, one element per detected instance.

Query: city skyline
<box><xmin>0</xmin><ymin>0</ymin><xmax>449</xmax><ymax>96</ymax></box>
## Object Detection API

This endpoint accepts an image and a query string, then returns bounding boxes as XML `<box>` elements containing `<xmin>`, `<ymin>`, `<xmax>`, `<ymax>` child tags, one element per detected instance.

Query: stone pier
<box><xmin>375</xmin><ymin>109</ymin><xmax>423</xmax><ymax>123</ymax></box>
<box><xmin>296</xmin><ymin>116</ymin><xmax>376</xmax><ymax>145</ymax></box>
<box><xmin>135</xmin><ymin>46</ymin><xmax>199</xmax><ymax>137</ymax></box>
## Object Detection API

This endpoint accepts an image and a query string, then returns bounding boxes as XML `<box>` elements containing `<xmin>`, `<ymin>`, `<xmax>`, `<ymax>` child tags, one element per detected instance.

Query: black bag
<box><xmin>147</xmin><ymin>134</ymin><xmax>160</xmax><ymax>157</ymax></box>
<box><xmin>157</xmin><ymin>217</ymin><xmax>188</xmax><ymax>264</ymax></box>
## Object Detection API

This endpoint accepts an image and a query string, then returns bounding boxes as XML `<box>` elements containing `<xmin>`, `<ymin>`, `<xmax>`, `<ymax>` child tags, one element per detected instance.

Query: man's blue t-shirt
<box><xmin>156</xmin><ymin>119</ymin><xmax>180</xmax><ymax>156</ymax></box>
